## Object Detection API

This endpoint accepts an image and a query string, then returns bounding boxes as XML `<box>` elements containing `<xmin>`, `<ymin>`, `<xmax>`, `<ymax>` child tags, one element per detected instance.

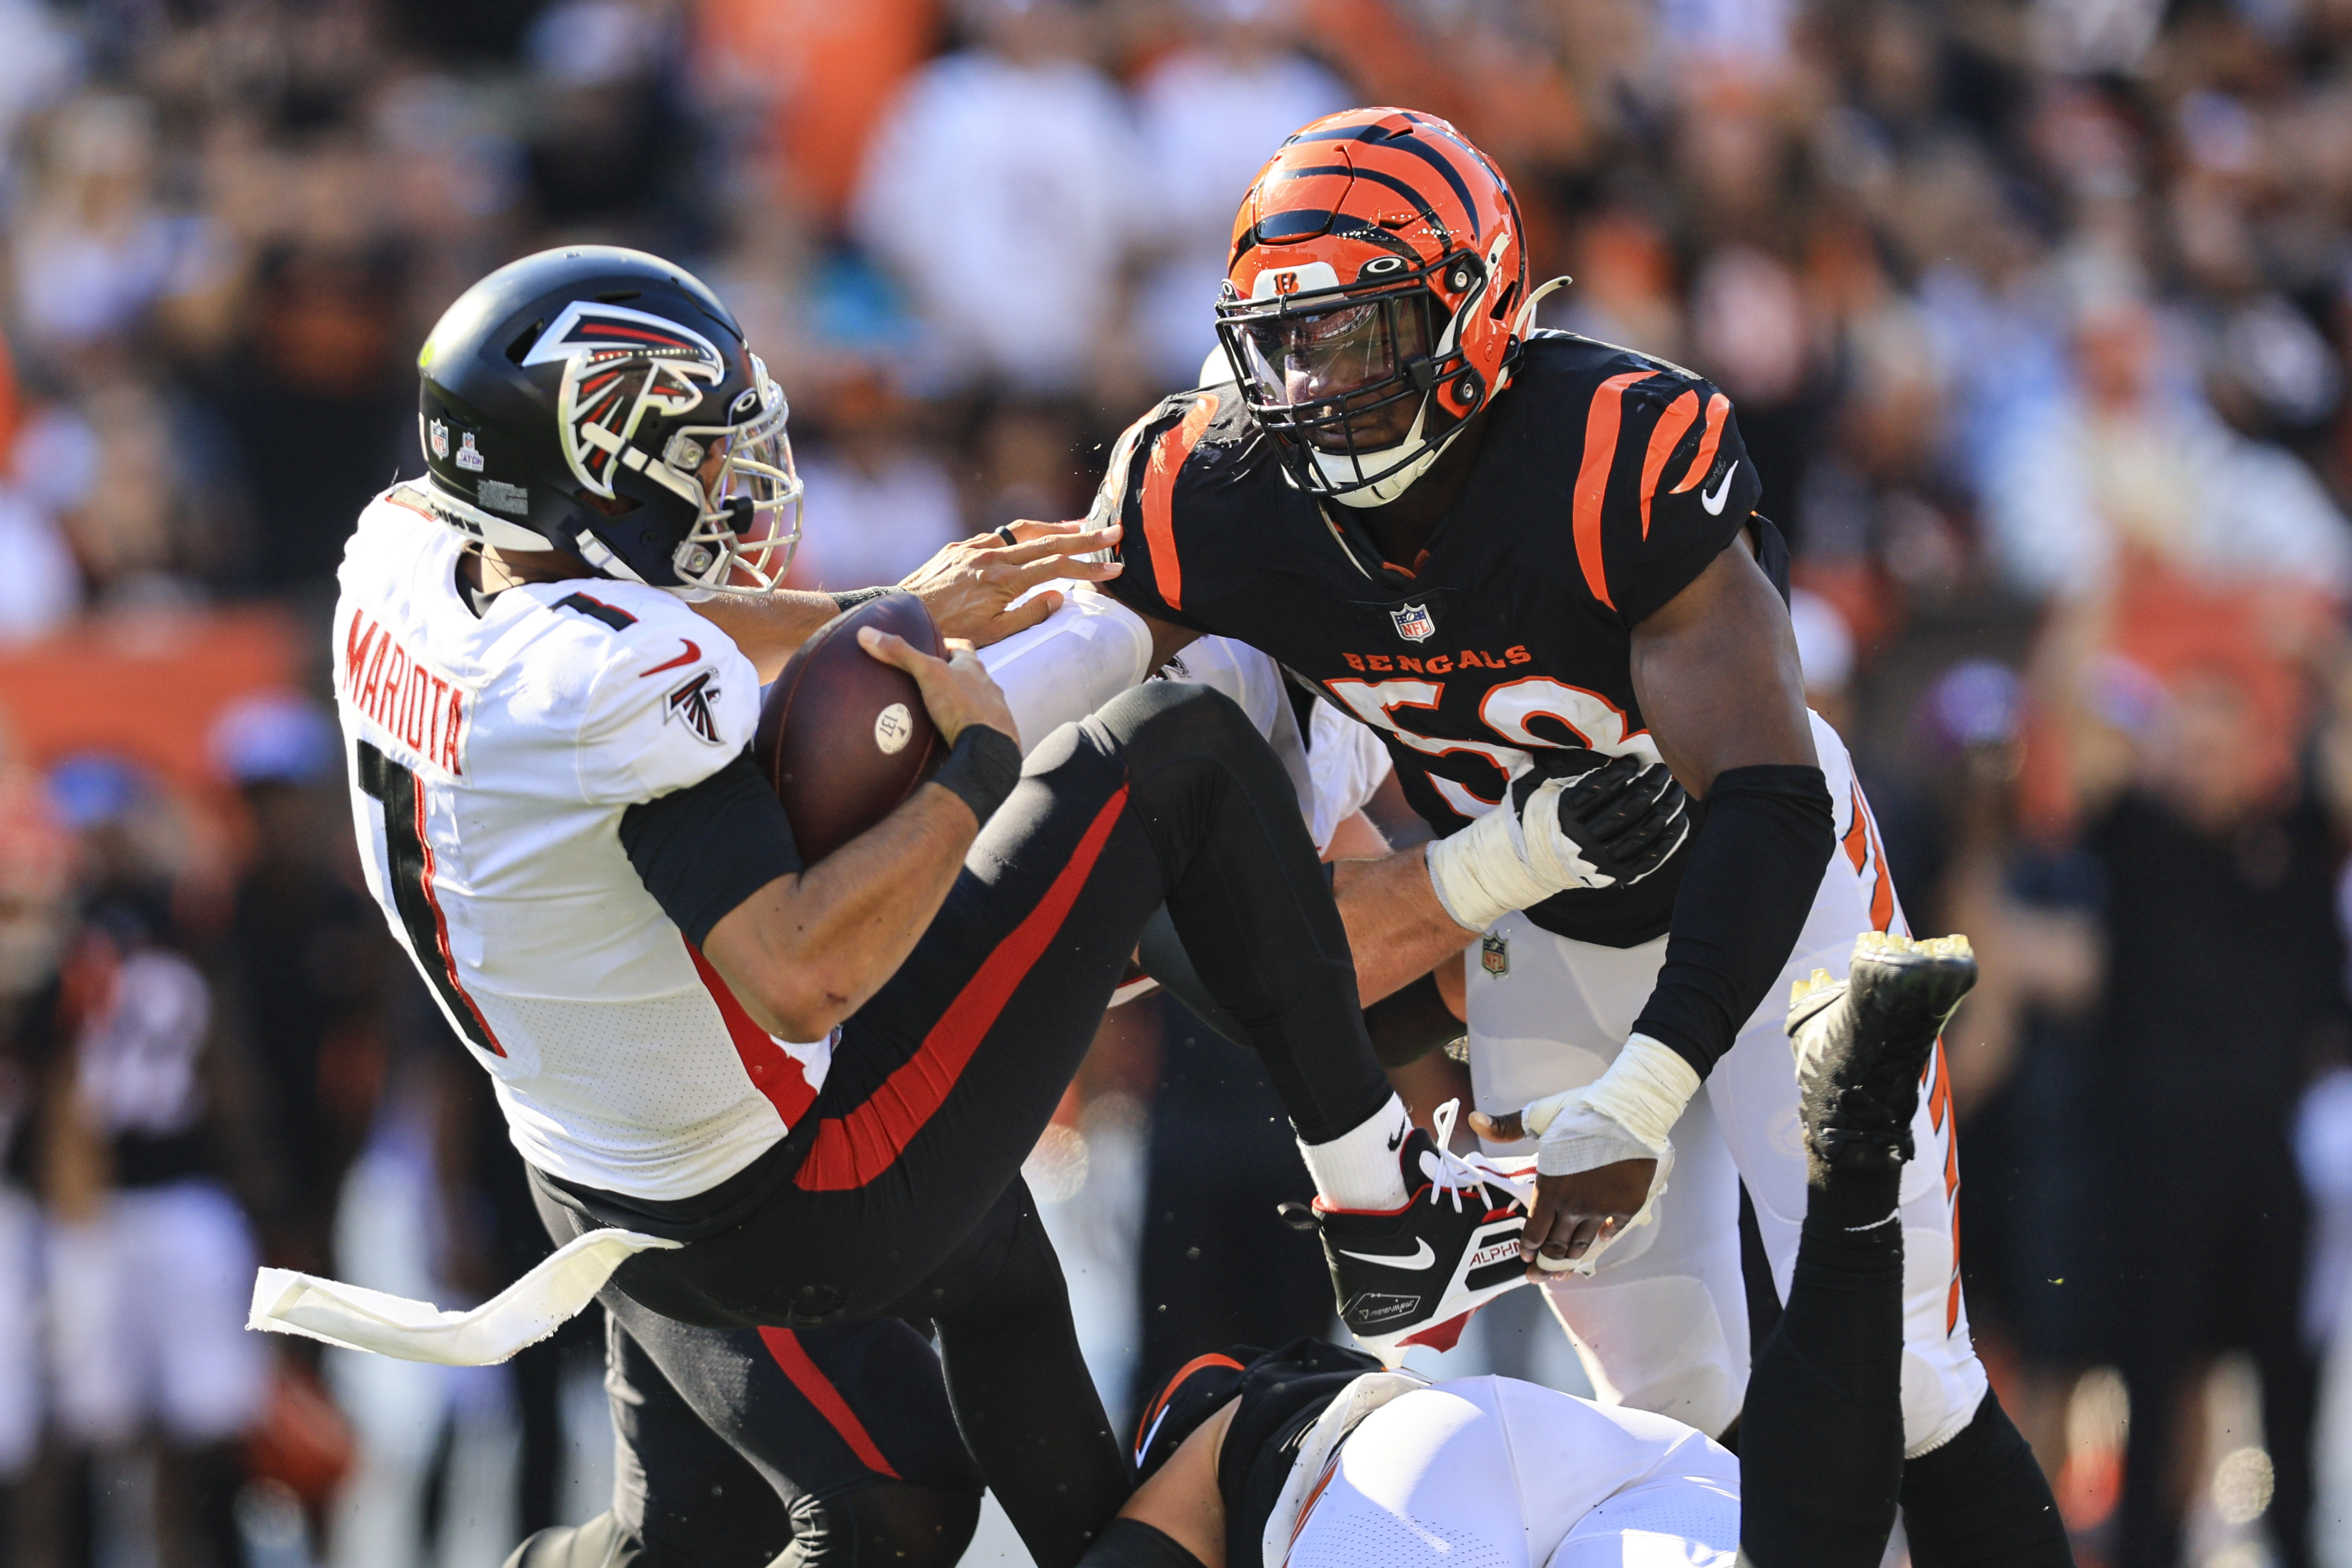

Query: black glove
<box><xmin>1509</xmin><ymin>749</ymin><xmax>1691</xmax><ymax>889</ymax></box>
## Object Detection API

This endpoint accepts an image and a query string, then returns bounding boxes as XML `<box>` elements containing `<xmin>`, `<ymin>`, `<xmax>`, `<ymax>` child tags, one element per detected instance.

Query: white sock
<box><xmin>1298</xmin><ymin>1096</ymin><xmax>1412</xmax><ymax>1212</ymax></box>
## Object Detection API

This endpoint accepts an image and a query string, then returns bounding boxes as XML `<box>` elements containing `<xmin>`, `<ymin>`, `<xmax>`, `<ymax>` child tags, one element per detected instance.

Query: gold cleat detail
<box><xmin>1851</xmin><ymin>931</ymin><xmax>1974</xmax><ymax>961</ymax></box>
<box><xmin>1789</xmin><ymin>967</ymin><xmax>1838</xmax><ymax>1007</ymax></box>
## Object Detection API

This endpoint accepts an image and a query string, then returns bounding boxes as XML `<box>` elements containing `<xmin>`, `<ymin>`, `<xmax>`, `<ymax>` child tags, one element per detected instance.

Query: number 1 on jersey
<box><xmin>356</xmin><ymin>740</ymin><xmax>505</xmax><ymax>1057</ymax></box>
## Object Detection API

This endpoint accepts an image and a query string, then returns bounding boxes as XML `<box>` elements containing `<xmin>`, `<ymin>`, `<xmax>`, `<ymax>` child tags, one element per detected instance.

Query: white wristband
<box><xmin>1518</xmin><ymin>1034</ymin><xmax>1702</xmax><ymax>1176</ymax></box>
<box><xmin>1423</xmin><ymin>777</ymin><xmax>1607</xmax><ymax>932</ymax></box>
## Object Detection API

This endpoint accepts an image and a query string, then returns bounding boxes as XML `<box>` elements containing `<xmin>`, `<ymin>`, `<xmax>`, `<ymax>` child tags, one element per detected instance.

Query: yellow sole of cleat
<box><xmin>1852</xmin><ymin>930</ymin><xmax>1974</xmax><ymax>961</ymax></box>
<box><xmin>1789</xmin><ymin>966</ymin><xmax>1839</xmax><ymax>1007</ymax></box>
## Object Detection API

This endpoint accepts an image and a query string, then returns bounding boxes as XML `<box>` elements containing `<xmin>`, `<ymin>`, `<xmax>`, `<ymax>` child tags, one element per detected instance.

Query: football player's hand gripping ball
<box><xmin>856</xmin><ymin>628</ymin><xmax>1022</xmax><ymax>754</ymax></box>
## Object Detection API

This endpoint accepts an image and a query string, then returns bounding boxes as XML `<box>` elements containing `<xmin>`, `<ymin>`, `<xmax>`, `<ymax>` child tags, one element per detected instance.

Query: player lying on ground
<box><xmin>963</xmin><ymin>104</ymin><xmax>2070</xmax><ymax>1564</ymax></box>
<box><xmin>1081</xmin><ymin>935</ymin><xmax>1981</xmax><ymax>1568</ymax></box>
<box><xmin>332</xmin><ymin>246</ymin><xmax>1536</xmax><ymax>1568</ymax></box>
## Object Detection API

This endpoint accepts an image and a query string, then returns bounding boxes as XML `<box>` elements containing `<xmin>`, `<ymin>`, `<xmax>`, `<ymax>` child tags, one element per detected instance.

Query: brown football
<box><xmin>753</xmin><ymin>592</ymin><xmax>946</xmax><ymax>862</ymax></box>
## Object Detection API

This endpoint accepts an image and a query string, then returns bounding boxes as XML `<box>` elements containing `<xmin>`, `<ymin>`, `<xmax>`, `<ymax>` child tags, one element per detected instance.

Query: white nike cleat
<box><xmin>1310</xmin><ymin>1102</ymin><xmax>1533</xmax><ymax>1368</ymax></box>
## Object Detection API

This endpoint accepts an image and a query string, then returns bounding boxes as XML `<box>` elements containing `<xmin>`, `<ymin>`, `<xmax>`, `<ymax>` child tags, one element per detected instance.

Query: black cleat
<box><xmin>1786</xmin><ymin>933</ymin><xmax>1978</xmax><ymax>1181</ymax></box>
<box><xmin>1311</xmin><ymin>1104</ymin><xmax>1532</xmax><ymax>1367</ymax></box>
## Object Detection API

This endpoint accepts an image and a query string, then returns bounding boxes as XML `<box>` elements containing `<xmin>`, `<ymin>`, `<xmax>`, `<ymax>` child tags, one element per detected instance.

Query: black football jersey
<box><xmin>1100</xmin><ymin>332</ymin><xmax>1780</xmax><ymax>948</ymax></box>
<box><xmin>1129</xmin><ymin>1337</ymin><xmax>1386</xmax><ymax>1568</ymax></box>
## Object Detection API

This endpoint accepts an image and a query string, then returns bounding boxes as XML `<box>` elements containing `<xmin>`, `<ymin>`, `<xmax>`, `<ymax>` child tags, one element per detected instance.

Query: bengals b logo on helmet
<box><xmin>520</xmin><ymin>300</ymin><xmax>728</xmax><ymax>499</ymax></box>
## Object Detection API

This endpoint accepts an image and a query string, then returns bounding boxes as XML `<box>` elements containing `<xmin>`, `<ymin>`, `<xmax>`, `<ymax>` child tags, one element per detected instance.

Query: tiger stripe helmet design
<box><xmin>1215</xmin><ymin>108</ymin><xmax>1559</xmax><ymax>507</ymax></box>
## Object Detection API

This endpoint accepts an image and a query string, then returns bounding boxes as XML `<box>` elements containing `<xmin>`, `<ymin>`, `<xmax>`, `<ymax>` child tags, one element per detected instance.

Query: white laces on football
<box><xmin>1419</xmin><ymin>1100</ymin><xmax>1535</xmax><ymax>1213</ymax></box>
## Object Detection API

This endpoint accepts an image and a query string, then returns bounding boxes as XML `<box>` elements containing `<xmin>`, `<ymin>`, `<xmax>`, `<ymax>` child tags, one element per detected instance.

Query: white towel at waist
<box><xmin>247</xmin><ymin>1227</ymin><xmax>679</xmax><ymax>1366</ymax></box>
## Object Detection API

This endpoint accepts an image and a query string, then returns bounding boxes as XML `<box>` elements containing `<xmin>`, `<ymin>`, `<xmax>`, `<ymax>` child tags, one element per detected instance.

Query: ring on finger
<box><xmin>994</xmin><ymin>524</ymin><xmax>1019</xmax><ymax>546</ymax></box>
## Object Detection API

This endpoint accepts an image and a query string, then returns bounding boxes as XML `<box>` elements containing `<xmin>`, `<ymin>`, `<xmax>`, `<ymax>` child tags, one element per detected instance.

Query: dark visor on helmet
<box><xmin>1217</xmin><ymin>281</ymin><xmax>1452</xmax><ymax>457</ymax></box>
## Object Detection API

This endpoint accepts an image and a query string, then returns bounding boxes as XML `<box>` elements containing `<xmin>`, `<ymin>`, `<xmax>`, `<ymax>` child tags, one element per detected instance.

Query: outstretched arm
<box><xmin>1332</xmin><ymin>849</ymin><xmax>1486</xmax><ymax>1005</ymax></box>
<box><xmin>694</xmin><ymin>520</ymin><xmax>1127</xmax><ymax>680</ymax></box>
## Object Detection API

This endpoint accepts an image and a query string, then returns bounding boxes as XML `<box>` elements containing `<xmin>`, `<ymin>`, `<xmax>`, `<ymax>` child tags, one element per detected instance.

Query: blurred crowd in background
<box><xmin>1</xmin><ymin>0</ymin><xmax>2351</xmax><ymax>1565</ymax></box>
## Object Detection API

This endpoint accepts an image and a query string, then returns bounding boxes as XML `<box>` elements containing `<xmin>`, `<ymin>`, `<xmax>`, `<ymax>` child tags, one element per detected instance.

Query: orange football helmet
<box><xmin>1215</xmin><ymin>107</ymin><xmax>1555</xmax><ymax>506</ymax></box>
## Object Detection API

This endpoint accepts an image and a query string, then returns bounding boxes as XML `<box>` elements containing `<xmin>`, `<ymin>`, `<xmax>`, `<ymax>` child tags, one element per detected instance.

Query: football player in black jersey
<box><xmin>1087</xmin><ymin>108</ymin><xmax>2070</xmax><ymax>1566</ymax></box>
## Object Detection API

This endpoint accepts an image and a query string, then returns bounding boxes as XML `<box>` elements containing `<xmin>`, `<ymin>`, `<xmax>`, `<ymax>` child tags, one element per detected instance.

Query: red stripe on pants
<box><xmin>687</xmin><ymin>941</ymin><xmax>819</xmax><ymax>1125</ymax></box>
<box><xmin>757</xmin><ymin>1327</ymin><xmax>900</xmax><ymax>1478</ymax></box>
<box><xmin>793</xmin><ymin>786</ymin><xmax>1131</xmax><ymax>1191</ymax></box>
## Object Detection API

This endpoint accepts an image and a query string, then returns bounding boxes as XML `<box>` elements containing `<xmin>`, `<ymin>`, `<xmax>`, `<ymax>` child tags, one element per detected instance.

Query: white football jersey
<box><xmin>332</xmin><ymin>487</ymin><xmax>832</xmax><ymax>1202</ymax></box>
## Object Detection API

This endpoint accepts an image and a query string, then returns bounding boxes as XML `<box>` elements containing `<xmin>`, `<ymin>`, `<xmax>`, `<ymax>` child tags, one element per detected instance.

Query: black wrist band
<box><xmin>931</xmin><ymin>725</ymin><xmax>1022</xmax><ymax>827</ymax></box>
<box><xmin>829</xmin><ymin>587</ymin><xmax>892</xmax><ymax>614</ymax></box>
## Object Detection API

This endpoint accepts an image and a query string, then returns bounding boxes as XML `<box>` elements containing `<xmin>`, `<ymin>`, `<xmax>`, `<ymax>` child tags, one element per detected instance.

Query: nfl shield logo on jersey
<box><xmin>1391</xmin><ymin>603</ymin><xmax>1436</xmax><ymax>642</ymax></box>
<box><xmin>1481</xmin><ymin>933</ymin><xmax>1509</xmax><ymax>977</ymax></box>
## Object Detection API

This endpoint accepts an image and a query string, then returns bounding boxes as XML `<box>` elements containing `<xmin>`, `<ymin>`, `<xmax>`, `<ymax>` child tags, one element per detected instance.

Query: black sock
<box><xmin>1900</xmin><ymin>1391</ymin><xmax>2074</xmax><ymax>1567</ymax></box>
<box><xmin>1737</xmin><ymin>1165</ymin><xmax>1905</xmax><ymax>1568</ymax></box>
<box><xmin>1802</xmin><ymin>1163</ymin><xmax>1904</xmax><ymax>1242</ymax></box>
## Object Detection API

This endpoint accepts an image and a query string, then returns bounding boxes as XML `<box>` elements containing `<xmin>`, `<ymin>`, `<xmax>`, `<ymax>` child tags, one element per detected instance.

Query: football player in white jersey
<box><xmin>337</xmin><ymin>246</ymin><xmax>1535</xmax><ymax>1568</ymax></box>
<box><xmin>1069</xmin><ymin>936</ymin><xmax>1988</xmax><ymax>1568</ymax></box>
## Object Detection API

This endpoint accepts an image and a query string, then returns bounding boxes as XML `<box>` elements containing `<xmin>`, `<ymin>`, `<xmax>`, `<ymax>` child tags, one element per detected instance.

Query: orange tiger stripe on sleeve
<box><xmin>1638</xmin><ymin>388</ymin><xmax>1701</xmax><ymax>540</ymax></box>
<box><xmin>1139</xmin><ymin>392</ymin><xmax>1221</xmax><ymax>613</ymax></box>
<box><xmin>1571</xmin><ymin>371</ymin><xmax>1655</xmax><ymax>611</ymax></box>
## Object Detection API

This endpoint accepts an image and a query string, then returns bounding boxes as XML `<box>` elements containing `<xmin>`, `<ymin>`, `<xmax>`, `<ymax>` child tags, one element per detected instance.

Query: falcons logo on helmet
<box><xmin>521</xmin><ymin>300</ymin><xmax>727</xmax><ymax>499</ymax></box>
<box><xmin>665</xmin><ymin>671</ymin><xmax>723</xmax><ymax>745</ymax></box>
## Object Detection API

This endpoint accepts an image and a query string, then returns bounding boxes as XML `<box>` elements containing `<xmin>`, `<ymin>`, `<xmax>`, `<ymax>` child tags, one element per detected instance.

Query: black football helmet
<box><xmin>415</xmin><ymin>246</ymin><xmax>801</xmax><ymax>592</ymax></box>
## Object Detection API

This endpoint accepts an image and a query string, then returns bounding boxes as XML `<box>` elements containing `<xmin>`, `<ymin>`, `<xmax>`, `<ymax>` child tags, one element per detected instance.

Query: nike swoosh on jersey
<box><xmin>1339</xmin><ymin>1238</ymin><xmax>1438</xmax><ymax>1270</ymax></box>
<box><xmin>1700</xmin><ymin>464</ymin><xmax>1738</xmax><ymax>516</ymax></box>
<box><xmin>640</xmin><ymin>639</ymin><xmax>703</xmax><ymax>677</ymax></box>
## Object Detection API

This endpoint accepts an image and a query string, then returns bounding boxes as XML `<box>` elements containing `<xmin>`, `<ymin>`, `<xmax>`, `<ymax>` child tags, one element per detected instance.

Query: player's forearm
<box><xmin>1138</xmin><ymin>609</ymin><xmax>1200</xmax><ymax>671</ymax></box>
<box><xmin>706</xmin><ymin>787</ymin><xmax>975</xmax><ymax>1038</ymax></box>
<box><xmin>1333</xmin><ymin>846</ymin><xmax>1480</xmax><ymax>1005</ymax></box>
<box><xmin>688</xmin><ymin>591</ymin><xmax>847</xmax><ymax>683</ymax></box>
<box><xmin>1625</xmin><ymin>537</ymin><xmax>1828</xmax><ymax>1076</ymax></box>
<box><xmin>1627</xmin><ymin>767</ymin><xmax>1834</xmax><ymax>1077</ymax></box>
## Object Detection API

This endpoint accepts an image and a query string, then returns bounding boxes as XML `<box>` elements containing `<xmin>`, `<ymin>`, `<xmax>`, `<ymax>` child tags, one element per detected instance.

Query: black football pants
<box><xmin>533</xmin><ymin>683</ymin><xmax>1392</xmax><ymax>1568</ymax></box>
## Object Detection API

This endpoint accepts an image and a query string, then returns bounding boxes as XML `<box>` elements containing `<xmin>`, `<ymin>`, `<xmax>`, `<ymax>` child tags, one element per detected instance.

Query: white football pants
<box><xmin>1464</xmin><ymin>712</ymin><xmax>1987</xmax><ymax>1457</ymax></box>
<box><xmin>1286</xmin><ymin>1377</ymin><xmax>1741</xmax><ymax>1568</ymax></box>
